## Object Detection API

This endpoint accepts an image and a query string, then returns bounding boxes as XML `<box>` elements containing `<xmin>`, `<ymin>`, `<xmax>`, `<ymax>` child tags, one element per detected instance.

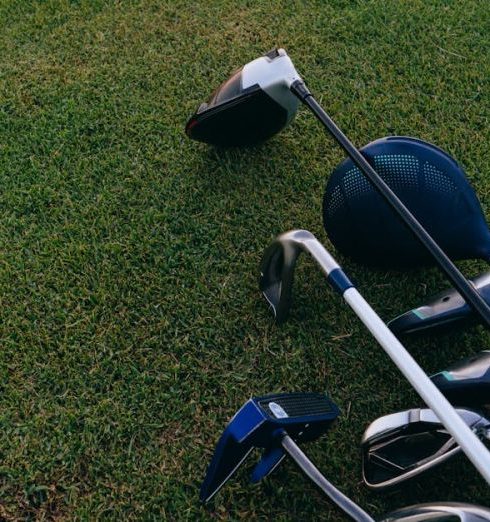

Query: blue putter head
<box><xmin>200</xmin><ymin>392</ymin><xmax>339</xmax><ymax>503</ymax></box>
<box><xmin>431</xmin><ymin>351</ymin><xmax>490</xmax><ymax>408</ymax></box>
<box><xmin>323</xmin><ymin>136</ymin><xmax>490</xmax><ymax>267</ymax></box>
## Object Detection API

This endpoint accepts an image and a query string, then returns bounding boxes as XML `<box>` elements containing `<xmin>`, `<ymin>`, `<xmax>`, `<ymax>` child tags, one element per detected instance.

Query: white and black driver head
<box><xmin>185</xmin><ymin>49</ymin><xmax>301</xmax><ymax>146</ymax></box>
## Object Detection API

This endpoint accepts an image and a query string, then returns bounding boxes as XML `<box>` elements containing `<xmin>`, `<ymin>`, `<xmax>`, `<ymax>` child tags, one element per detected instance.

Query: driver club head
<box><xmin>200</xmin><ymin>391</ymin><xmax>339</xmax><ymax>503</ymax></box>
<box><xmin>362</xmin><ymin>407</ymin><xmax>490</xmax><ymax>490</ymax></box>
<box><xmin>185</xmin><ymin>49</ymin><xmax>301</xmax><ymax>147</ymax></box>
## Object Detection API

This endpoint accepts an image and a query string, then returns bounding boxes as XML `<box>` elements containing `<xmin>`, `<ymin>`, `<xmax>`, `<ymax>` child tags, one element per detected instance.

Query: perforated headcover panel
<box><xmin>323</xmin><ymin>137</ymin><xmax>490</xmax><ymax>267</ymax></box>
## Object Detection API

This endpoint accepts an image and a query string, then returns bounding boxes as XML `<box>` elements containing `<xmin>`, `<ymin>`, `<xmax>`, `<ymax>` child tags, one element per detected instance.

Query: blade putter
<box><xmin>186</xmin><ymin>48</ymin><xmax>490</xmax><ymax>327</ymax></box>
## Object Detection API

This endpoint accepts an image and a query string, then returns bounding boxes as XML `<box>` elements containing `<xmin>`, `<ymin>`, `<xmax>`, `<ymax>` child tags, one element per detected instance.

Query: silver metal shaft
<box><xmin>281</xmin><ymin>434</ymin><xmax>375</xmax><ymax>522</ymax></box>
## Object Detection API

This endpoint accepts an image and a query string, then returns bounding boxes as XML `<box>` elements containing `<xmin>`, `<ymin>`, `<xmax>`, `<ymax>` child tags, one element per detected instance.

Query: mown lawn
<box><xmin>0</xmin><ymin>0</ymin><xmax>489</xmax><ymax>519</ymax></box>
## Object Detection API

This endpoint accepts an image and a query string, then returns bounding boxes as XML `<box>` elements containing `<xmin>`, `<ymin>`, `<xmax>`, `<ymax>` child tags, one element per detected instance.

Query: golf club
<box><xmin>361</xmin><ymin>351</ymin><xmax>490</xmax><ymax>489</ymax></box>
<box><xmin>201</xmin><ymin>392</ymin><xmax>490</xmax><ymax>520</ymax></box>
<box><xmin>259</xmin><ymin>229</ymin><xmax>490</xmax><ymax>484</ymax></box>
<box><xmin>390</xmin><ymin>272</ymin><xmax>490</xmax><ymax>334</ymax></box>
<box><xmin>362</xmin><ymin>407</ymin><xmax>490</xmax><ymax>490</ymax></box>
<box><xmin>383</xmin><ymin>503</ymin><xmax>490</xmax><ymax>522</ymax></box>
<box><xmin>186</xmin><ymin>48</ymin><xmax>490</xmax><ymax>327</ymax></box>
<box><xmin>199</xmin><ymin>391</ymin><xmax>373</xmax><ymax>520</ymax></box>
<box><xmin>200</xmin><ymin>391</ymin><xmax>341</xmax><ymax>503</ymax></box>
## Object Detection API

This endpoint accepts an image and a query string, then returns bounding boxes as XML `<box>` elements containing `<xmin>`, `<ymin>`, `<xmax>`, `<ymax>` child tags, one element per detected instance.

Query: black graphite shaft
<box><xmin>290</xmin><ymin>80</ymin><xmax>490</xmax><ymax>327</ymax></box>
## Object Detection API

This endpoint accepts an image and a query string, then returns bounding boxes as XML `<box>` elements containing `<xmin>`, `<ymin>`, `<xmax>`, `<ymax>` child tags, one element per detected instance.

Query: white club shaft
<box><xmin>343</xmin><ymin>287</ymin><xmax>490</xmax><ymax>485</ymax></box>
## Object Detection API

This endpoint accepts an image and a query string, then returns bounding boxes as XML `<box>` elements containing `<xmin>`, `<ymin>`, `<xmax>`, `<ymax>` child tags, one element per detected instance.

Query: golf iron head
<box><xmin>323</xmin><ymin>136</ymin><xmax>490</xmax><ymax>267</ymax></box>
<box><xmin>200</xmin><ymin>391</ymin><xmax>339</xmax><ymax>503</ymax></box>
<box><xmin>259</xmin><ymin>229</ymin><xmax>343</xmax><ymax>324</ymax></box>
<box><xmin>185</xmin><ymin>49</ymin><xmax>301</xmax><ymax>146</ymax></box>
<box><xmin>390</xmin><ymin>271</ymin><xmax>490</xmax><ymax>334</ymax></box>
<box><xmin>380</xmin><ymin>503</ymin><xmax>490</xmax><ymax>522</ymax></box>
<box><xmin>362</xmin><ymin>407</ymin><xmax>490</xmax><ymax>490</ymax></box>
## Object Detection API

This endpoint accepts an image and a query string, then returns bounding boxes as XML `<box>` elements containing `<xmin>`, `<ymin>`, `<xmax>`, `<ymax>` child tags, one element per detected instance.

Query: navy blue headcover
<box><xmin>323</xmin><ymin>137</ymin><xmax>490</xmax><ymax>267</ymax></box>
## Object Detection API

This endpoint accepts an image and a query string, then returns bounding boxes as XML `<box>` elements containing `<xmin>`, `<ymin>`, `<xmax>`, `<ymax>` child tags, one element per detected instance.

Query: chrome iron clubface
<box><xmin>259</xmin><ymin>230</ymin><xmax>490</xmax><ymax>485</ymax></box>
<box><xmin>362</xmin><ymin>408</ymin><xmax>490</xmax><ymax>490</ymax></box>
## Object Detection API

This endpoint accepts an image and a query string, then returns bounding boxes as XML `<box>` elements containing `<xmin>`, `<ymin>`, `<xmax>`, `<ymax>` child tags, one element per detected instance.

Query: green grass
<box><xmin>0</xmin><ymin>0</ymin><xmax>489</xmax><ymax>519</ymax></box>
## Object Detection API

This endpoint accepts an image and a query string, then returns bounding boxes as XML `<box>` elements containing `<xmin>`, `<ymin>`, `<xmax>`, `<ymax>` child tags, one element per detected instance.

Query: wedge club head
<box><xmin>185</xmin><ymin>49</ymin><xmax>301</xmax><ymax>147</ymax></box>
<box><xmin>362</xmin><ymin>407</ymin><xmax>490</xmax><ymax>490</ymax></box>
<box><xmin>259</xmin><ymin>229</ymin><xmax>344</xmax><ymax>324</ymax></box>
<box><xmin>390</xmin><ymin>271</ymin><xmax>490</xmax><ymax>334</ymax></box>
<box><xmin>200</xmin><ymin>392</ymin><xmax>339</xmax><ymax>503</ymax></box>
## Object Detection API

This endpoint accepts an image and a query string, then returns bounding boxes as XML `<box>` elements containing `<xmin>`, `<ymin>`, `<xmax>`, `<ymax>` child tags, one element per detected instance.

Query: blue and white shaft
<box><xmin>303</xmin><ymin>235</ymin><xmax>490</xmax><ymax>485</ymax></box>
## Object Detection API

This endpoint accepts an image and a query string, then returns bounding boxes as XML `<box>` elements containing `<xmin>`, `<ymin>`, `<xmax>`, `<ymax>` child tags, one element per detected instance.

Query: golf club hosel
<box><xmin>273</xmin><ymin>231</ymin><xmax>354</xmax><ymax>295</ymax></box>
<box><xmin>290</xmin><ymin>79</ymin><xmax>312</xmax><ymax>101</ymax></box>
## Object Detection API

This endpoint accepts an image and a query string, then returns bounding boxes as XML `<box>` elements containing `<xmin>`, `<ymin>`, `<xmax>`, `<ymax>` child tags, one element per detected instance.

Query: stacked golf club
<box><xmin>199</xmin><ymin>391</ymin><xmax>490</xmax><ymax>521</ymax></box>
<box><xmin>186</xmin><ymin>49</ymin><xmax>490</xmax><ymax>518</ymax></box>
